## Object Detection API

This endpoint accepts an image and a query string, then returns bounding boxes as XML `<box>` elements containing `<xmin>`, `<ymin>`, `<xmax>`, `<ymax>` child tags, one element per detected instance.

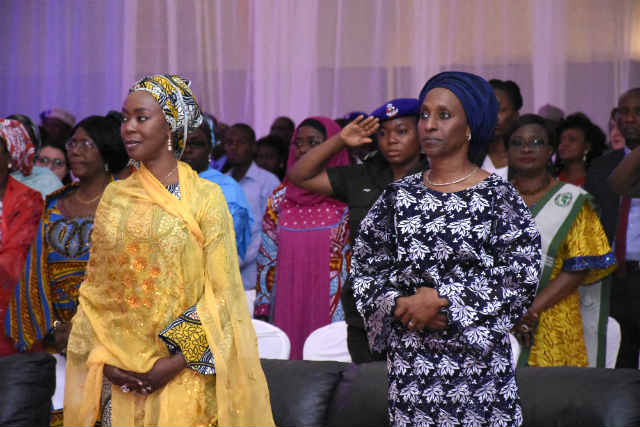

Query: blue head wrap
<box><xmin>370</xmin><ymin>98</ymin><xmax>419</xmax><ymax>122</ymax></box>
<box><xmin>418</xmin><ymin>71</ymin><xmax>498</xmax><ymax>148</ymax></box>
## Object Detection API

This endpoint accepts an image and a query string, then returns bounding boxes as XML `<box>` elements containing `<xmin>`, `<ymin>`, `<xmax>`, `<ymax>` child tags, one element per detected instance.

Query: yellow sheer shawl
<box><xmin>64</xmin><ymin>162</ymin><xmax>274</xmax><ymax>426</ymax></box>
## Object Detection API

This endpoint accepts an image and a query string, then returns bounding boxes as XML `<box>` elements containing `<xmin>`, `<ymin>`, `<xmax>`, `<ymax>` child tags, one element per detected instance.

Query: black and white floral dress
<box><xmin>351</xmin><ymin>173</ymin><xmax>541</xmax><ymax>427</ymax></box>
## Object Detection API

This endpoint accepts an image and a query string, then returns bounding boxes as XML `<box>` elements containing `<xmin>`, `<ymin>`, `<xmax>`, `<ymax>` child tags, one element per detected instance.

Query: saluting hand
<box><xmin>339</xmin><ymin>115</ymin><xmax>380</xmax><ymax>147</ymax></box>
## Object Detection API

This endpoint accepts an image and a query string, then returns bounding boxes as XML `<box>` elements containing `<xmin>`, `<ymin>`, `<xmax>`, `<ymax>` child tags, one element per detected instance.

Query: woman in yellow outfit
<box><xmin>63</xmin><ymin>74</ymin><xmax>274</xmax><ymax>426</ymax></box>
<box><xmin>508</xmin><ymin>114</ymin><xmax>616</xmax><ymax>367</ymax></box>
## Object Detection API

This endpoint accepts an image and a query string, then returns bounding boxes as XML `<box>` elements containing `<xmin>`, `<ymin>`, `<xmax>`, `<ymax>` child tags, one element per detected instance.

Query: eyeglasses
<box><xmin>65</xmin><ymin>139</ymin><xmax>97</xmax><ymax>152</ymax></box>
<box><xmin>35</xmin><ymin>155</ymin><xmax>66</xmax><ymax>169</ymax></box>
<box><xmin>508</xmin><ymin>137</ymin><xmax>547</xmax><ymax>151</ymax></box>
<box><xmin>293</xmin><ymin>137</ymin><xmax>323</xmax><ymax>150</ymax></box>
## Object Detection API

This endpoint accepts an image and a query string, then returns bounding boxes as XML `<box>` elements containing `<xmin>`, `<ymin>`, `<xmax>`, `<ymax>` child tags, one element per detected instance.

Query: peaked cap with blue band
<box><xmin>370</xmin><ymin>98</ymin><xmax>419</xmax><ymax>122</ymax></box>
<box><xmin>418</xmin><ymin>72</ymin><xmax>498</xmax><ymax>148</ymax></box>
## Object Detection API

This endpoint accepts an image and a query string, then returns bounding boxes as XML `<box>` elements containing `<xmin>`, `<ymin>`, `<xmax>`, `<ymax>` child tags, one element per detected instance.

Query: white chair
<box><xmin>51</xmin><ymin>353</ymin><xmax>66</xmax><ymax>411</ymax></box>
<box><xmin>508</xmin><ymin>333</ymin><xmax>521</xmax><ymax>369</ymax></box>
<box><xmin>251</xmin><ymin>319</ymin><xmax>291</xmax><ymax>359</ymax></box>
<box><xmin>606</xmin><ymin>316</ymin><xmax>621</xmax><ymax>369</ymax></box>
<box><xmin>302</xmin><ymin>321</ymin><xmax>352</xmax><ymax>362</ymax></box>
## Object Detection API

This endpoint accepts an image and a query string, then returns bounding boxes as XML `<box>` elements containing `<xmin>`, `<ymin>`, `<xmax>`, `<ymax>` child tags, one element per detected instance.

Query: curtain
<box><xmin>1</xmin><ymin>0</ymin><xmax>639</xmax><ymax>137</ymax></box>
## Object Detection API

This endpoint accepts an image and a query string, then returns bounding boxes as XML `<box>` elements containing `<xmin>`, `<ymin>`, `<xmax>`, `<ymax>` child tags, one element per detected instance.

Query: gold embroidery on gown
<box><xmin>64</xmin><ymin>162</ymin><xmax>274</xmax><ymax>426</ymax></box>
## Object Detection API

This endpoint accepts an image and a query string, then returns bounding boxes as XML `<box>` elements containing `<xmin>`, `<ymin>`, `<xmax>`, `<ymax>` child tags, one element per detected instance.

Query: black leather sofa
<box><xmin>0</xmin><ymin>352</ymin><xmax>56</xmax><ymax>427</ymax></box>
<box><xmin>260</xmin><ymin>359</ymin><xmax>640</xmax><ymax>427</ymax></box>
<box><xmin>3</xmin><ymin>354</ymin><xmax>640</xmax><ymax>426</ymax></box>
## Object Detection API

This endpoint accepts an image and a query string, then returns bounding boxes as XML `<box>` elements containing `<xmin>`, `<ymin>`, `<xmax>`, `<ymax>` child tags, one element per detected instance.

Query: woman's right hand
<box><xmin>513</xmin><ymin>309</ymin><xmax>538</xmax><ymax>347</ymax></box>
<box><xmin>339</xmin><ymin>115</ymin><xmax>380</xmax><ymax>147</ymax></box>
<box><xmin>103</xmin><ymin>364</ymin><xmax>148</xmax><ymax>394</ymax></box>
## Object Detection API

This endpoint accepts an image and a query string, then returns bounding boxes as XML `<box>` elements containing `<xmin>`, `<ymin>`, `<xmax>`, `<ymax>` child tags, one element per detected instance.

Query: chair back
<box><xmin>252</xmin><ymin>319</ymin><xmax>291</xmax><ymax>359</ymax></box>
<box><xmin>302</xmin><ymin>321</ymin><xmax>351</xmax><ymax>362</ymax></box>
<box><xmin>606</xmin><ymin>316</ymin><xmax>621</xmax><ymax>369</ymax></box>
<box><xmin>509</xmin><ymin>333</ymin><xmax>521</xmax><ymax>369</ymax></box>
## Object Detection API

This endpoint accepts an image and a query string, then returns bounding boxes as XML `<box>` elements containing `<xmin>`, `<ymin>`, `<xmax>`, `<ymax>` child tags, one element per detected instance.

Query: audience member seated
<box><xmin>182</xmin><ymin>118</ymin><xmax>253</xmax><ymax>259</ymax></box>
<box><xmin>538</xmin><ymin>103</ymin><xmax>565</xmax><ymax>128</ymax></box>
<box><xmin>254</xmin><ymin>117</ymin><xmax>351</xmax><ymax>359</ymax></box>
<box><xmin>256</xmin><ymin>134</ymin><xmax>287</xmax><ymax>180</ymax></box>
<box><xmin>269</xmin><ymin>116</ymin><xmax>295</xmax><ymax>153</ymax></box>
<box><xmin>609</xmin><ymin>145</ymin><xmax>640</xmax><ymax>197</ymax></box>
<box><xmin>0</xmin><ymin>119</ymin><xmax>44</xmax><ymax>356</ymax></box>
<box><xmin>586</xmin><ymin>87</ymin><xmax>640</xmax><ymax>368</ymax></box>
<box><xmin>224</xmin><ymin>123</ymin><xmax>280</xmax><ymax>310</ymax></box>
<box><xmin>35</xmin><ymin>140</ymin><xmax>70</xmax><ymax>184</ymax></box>
<box><xmin>39</xmin><ymin>108</ymin><xmax>75</xmax><ymax>147</ymax></box>
<box><xmin>554</xmin><ymin>112</ymin><xmax>610</xmax><ymax>367</ymax></box>
<box><xmin>8</xmin><ymin>114</ymin><xmax>42</xmax><ymax>149</ymax></box>
<box><xmin>555</xmin><ymin>113</ymin><xmax>606</xmax><ymax>187</ymax></box>
<box><xmin>608</xmin><ymin>107</ymin><xmax>626</xmax><ymax>151</ymax></box>
<box><xmin>508</xmin><ymin>114</ymin><xmax>616</xmax><ymax>367</ymax></box>
<box><xmin>474</xmin><ymin>79</ymin><xmax>522</xmax><ymax>179</ymax></box>
<box><xmin>288</xmin><ymin>99</ymin><xmax>425</xmax><ymax>364</ymax></box>
<box><xmin>202</xmin><ymin>113</ymin><xmax>228</xmax><ymax>171</ymax></box>
<box><xmin>5</xmin><ymin>114</ymin><xmax>128</xmax><ymax>426</ymax></box>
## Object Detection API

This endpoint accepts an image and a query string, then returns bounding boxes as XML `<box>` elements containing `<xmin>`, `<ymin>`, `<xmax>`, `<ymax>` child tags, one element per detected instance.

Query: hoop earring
<box><xmin>168</xmin><ymin>136</ymin><xmax>173</xmax><ymax>152</ymax></box>
<box><xmin>466</xmin><ymin>133</ymin><xmax>472</xmax><ymax>142</ymax></box>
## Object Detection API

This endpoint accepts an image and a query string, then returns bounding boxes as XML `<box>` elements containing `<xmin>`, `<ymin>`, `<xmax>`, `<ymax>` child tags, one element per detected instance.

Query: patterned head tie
<box><xmin>0</xmin><ymin>119</ymin><xmax>36</xmax><ymax>176</ymax></box>
<box><xmin>130</xmin><ymin>74</ymin><xmax>203</xmax><ymax>158</ymax></box>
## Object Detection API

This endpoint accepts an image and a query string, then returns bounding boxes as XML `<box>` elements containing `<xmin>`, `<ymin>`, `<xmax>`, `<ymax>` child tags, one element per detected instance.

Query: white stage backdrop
<box><xmin>1</xmin><ymin>0</ymin><xmax>639</xmax><ymax>137</ymax></box>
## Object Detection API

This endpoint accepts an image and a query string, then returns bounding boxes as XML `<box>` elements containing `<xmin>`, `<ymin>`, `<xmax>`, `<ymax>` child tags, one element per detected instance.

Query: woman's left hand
<box><xmin>134</xmin><ymin>354</ymin><xmax>187</xmax><ymax>394</ymax></box>
<box><xmin>513</xmin><ymin>309</ymin><xmax>538</xmax><ymax>347</ymax></box>
<box><xmin>53</xmin><ymin>322</ymin><xmax>72</xmax><ymax>356</ymax></box>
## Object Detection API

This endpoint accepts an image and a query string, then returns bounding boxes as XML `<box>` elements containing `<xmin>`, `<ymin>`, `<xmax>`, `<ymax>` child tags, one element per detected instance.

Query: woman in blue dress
<box><xmin>351</xmin><ymin>71</ymin><xmax>541</xmax><ymax>427</ymax></box>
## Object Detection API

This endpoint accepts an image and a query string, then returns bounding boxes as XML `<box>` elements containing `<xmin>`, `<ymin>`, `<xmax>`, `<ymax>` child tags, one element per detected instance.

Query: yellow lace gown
<box><xmin>528</xmin><ymin>202</ymin><xmax>616</xmax><ymax>367</ymax></box>
<box><xmin>64</xmin><ymin>162</ymin><xmax>274</xmax><ymax>426</ymax></box>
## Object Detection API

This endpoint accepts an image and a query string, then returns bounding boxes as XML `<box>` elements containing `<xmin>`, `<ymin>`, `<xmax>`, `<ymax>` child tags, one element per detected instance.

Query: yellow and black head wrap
<box><xmin>130</xmin><ymin>74</ymin><xmax>203</xmax><ymax>158</ymax></box>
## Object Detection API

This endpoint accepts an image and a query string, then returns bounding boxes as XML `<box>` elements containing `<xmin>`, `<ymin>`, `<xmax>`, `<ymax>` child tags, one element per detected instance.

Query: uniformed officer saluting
<box><xmin>288</xmin><ymin>98</ymin><xmax>428</xmax><ymax>363</ymax></box>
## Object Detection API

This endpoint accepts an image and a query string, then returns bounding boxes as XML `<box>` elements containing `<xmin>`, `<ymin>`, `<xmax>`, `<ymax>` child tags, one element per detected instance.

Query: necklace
<box><xmin>425</xmin><ymin>167</ymin><xmax>479</xmax><ymax>186</ymax></box>
<box><xmin>513</xmin><ymin>174</ymin><xmax>552</xmax><ymax>195</ymax></box>
<box><xmin>162</xmin><ymin>164</ymin><xmax>178</xmax><ymax>183</ymax></box>
<box><xmin>75</xmin><ymin>189</ymin><xmax>103</xmax><ymax>204</ymax></box>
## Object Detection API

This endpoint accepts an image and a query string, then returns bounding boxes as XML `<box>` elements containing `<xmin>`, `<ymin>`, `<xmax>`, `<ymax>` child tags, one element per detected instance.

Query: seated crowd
<box><xmin>0</xmin><ymin>76</ymin><xmax>638</xmax><ymax>424</ymax></box>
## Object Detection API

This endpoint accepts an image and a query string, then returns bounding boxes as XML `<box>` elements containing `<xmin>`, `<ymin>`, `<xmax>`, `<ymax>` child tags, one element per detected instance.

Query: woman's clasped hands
<box><xmin>103</xmin><ymin>353</ymin><xmax>187</xmax><ymax>395</ymax></box>
<box><xmin>394</xmin><ymin>287</ymin><xmax>449</xmax><ymax>332</ymax></box>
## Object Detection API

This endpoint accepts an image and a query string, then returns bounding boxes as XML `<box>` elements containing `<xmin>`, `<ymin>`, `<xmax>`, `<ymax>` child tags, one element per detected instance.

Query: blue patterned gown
<box><xmin>351</xmin><ymin>173</ymin><xmax>541</xmax><ymax>427</ymax></box>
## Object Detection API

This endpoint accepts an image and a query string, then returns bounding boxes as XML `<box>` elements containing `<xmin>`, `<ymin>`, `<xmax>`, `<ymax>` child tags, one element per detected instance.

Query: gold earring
<box><xmin>168</xmin><ymin>136</ymin><xmax>173</xmax><ymax>152</ymax></box>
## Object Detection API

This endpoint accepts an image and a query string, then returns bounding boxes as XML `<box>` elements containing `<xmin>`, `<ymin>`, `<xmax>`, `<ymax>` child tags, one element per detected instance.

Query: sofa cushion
<box><xmin>326</xmin><ymin>361</ymin><xmax>389</xmax><ymax>427</ymax></box>
<box><xmin>0</xmin><ymin>352</ymin><xmax>56</xmax><ymax>427</ymax></box>
<box><xmin>517</xmin><ymin>367</ymin><xmax>640</xmax><ymax>427</ymax></box>
<box><xmin>261</xmin><ymin>359</ymin><xmax>346</xmax><ymax>427</ymax></box>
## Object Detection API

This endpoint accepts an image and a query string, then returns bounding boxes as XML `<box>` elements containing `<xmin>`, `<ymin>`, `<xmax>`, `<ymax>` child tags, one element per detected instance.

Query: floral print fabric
<box><xmin>351</xmin><ymin>173</ymin><xmax>541</xmax><ymax>427</ymax></box>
